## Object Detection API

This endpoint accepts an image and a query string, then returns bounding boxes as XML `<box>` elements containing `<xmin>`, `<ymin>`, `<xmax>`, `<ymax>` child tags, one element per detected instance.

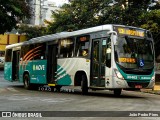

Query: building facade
<box><xmin>26</xmin><ymin>0</ymin><xmax>59</xmax><ymax>26</ymax></box>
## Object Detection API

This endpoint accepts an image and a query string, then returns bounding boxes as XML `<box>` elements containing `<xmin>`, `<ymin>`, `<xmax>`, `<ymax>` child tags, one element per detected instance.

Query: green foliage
<box><xmin>140</xmin><ymin>10</ymin><xmax>160</xmax><ymax>57</ymax></box>
<box><xmin>140</xmin><ymin>10</ymin><xmax>160</xmax><ymax>33</ymax></box>
<box><xmin>47</xmin><ymin>0</ymin><xmax>154</xmax><ymax>32</ymax></box>
<box><xmin>0</xmin><ymin>0</ymin><xmax>30</xmax><ymax>34</ymax></box>
<box><xmin>17</xmin><ymin>25</ymin><xmax>48</xmax><ymax>40</ymax></box>
<box><xmin>48</xmin><ymin>0</ymin><xmax>108</xmax><ymax>33</ymax></box>
<box><xmin>47</xmin><ymin>0</ymin><xmax>160</xmax><ymax>57</ymax></box>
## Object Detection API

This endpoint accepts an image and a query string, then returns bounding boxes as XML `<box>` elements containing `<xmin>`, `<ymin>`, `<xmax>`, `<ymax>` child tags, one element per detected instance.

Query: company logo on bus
<box><xmin>33</xmin><ymin>65</ymin><xmax>45</xmax><ymax>71</ymax></box>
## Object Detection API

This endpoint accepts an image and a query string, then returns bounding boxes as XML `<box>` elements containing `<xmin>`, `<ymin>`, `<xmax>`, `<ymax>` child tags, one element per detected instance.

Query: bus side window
<box><xmin>75</xmin><ymin>35</ymin><xmax>90</xmax><ymax>57</ymax></box>
<box><xmin>21</xmin><ymin>44</ymin><xmax>34</xmax><ymax>61</ymax></box>
<box><xmin>5</xmin><ymin>49</ymin><xmax>12</xmax><ymax>62</ymax></box>
<box><xmin>33</xmin><ymin>43</ymin><xmax>46</xmax><ymax>60</ymax></box>
<box><xmin>59</xmin><ymin>38</ymin><xmax>74</xmax><ymax>58</ymax></box>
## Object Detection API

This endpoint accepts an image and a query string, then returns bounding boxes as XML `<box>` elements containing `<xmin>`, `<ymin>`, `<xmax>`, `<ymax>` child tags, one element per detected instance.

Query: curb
<box><xmin>141</xmin><ymin>90</ymin><xmax>160</xmax><ymax>95</ymax></box>
<box><xmin>141</xmin><ymin>85</ymin><xmax>160</xmax><ymax>95</ymax></box>
<box><xmin>140</xmin><ymin>83</ymin><xmax>160</xmax><ymax>95</ymax></box>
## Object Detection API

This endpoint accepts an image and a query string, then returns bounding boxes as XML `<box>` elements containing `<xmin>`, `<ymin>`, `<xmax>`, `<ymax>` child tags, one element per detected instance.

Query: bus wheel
<box><xmin>113</xmin><ymin>89</ymin><xmax>122</xmax><ymax>96</ymax></box>
<box><xmin>23</xmin><ymin>74</ymin><xmax>32</xmax><ymax>90</ymax></box>
<box><xmin>81</xmin><ymin>75</ymin><xmax>88</xmax><ymax>95</ymax></box>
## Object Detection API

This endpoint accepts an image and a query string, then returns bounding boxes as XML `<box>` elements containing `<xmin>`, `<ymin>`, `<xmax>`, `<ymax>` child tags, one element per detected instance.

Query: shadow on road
<box><xmin>9</xmin><ymin>84</ymin><xmax>145</xmax><ymax>99</ymax></box>
<box><xmin>70</xmin><ymin>91</ymin><xmax>145</xmax><ymax>99</ymax></box>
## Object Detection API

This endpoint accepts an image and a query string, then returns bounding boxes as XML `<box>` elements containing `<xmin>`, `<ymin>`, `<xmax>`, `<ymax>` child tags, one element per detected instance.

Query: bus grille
<box><xmin>127</xmin><ymin>82</ymin><xmax>149</xmax><ymax>88</ymax></box>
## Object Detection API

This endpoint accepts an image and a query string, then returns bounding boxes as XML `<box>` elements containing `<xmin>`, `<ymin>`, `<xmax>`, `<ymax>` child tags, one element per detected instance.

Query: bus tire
<box><xmin>81</xmin><ymin>75</ymin><xmax>88</xmax><ymax>95</ymax></box>
<box><xmin>113</xmin><ymin>89</ymin><xmax>122</xmax><ymax>96</ymax></box>
<box><xmin>23</xmin><ymin>74</ymin><xmax>32</xmax><ymax>90</ymax></box>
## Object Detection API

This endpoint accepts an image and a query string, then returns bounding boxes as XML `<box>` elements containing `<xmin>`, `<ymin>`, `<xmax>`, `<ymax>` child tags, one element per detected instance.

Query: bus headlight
<box><xmin>151</xmin><ymin>76</ymin><xmax>155</xmax><ymax>81</ymax></box>
<box><xmin>114</xmin><ymin>69</ymin><xmax>124</xmax><ymax>80</ymax></box>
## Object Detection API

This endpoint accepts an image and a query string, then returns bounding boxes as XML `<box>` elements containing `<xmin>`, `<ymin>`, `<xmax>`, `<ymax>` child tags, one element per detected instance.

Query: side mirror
<box><xmin>107</xmin><ymin>31</ymin><xmax>117</xmax><ymax>45</ymax></box>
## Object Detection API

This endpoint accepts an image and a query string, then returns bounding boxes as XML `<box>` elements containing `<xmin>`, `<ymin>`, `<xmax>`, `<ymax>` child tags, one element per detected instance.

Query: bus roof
<box><xmin>6</xmin><ymin>24</ymin><xmax>146</xmax><ymax>49</ymax></box>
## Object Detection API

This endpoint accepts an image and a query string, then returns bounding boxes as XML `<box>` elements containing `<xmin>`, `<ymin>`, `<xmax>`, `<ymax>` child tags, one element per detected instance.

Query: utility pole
<box><xmin>39</xmin><ymin>0</ymin><xmax>42</xmax><ymax>25</ymax></box>
<box><xmin>34</xmin><ymin>0</ymin><xmax>43</xmax><ymax>25</ymax></box>
<box><xmin>39</xmin><ymin>0</ymin><xmax>43</xmax><ymax>25</ymax></box>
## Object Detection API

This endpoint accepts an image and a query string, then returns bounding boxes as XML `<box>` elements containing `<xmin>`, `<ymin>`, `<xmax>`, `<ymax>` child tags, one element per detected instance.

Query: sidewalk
<box><xmin>141</xmin><ymin>83</ymin><xmax>160</xmax><ymax>95</ymax></box>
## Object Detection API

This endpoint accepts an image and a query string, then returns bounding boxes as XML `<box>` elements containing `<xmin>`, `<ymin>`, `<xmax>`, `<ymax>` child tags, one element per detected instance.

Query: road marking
<box><xmin>0</xmin><ymin>87</ymin><xmax>19</xmax><ymax>93</ymax></box>
<box><xmin>6</xmin><ymin>87</ymin><xmax>19</xmax><ymax>92</ymax></box>
<box><xmin>7</xmin><ymin>95</ymin><xmax>74</xmax><ymax>103</ymax></box>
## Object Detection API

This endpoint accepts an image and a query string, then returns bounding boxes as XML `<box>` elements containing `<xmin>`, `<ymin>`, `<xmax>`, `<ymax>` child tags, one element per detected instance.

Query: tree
<box><xmin>47</xmin><ymin>0</ymin><xmax>107</xmax><ymax>33</ymax></box>
<box><xmin>0</xmin><ymin>0</ymin><xmax>30</xmax><ymax>34</ymax></box>
<box><xmin>140</xmin><ymin>10</ymin><xmax>160</xmax><ymax>58</ymax></box>
<box><xmin>48</xmin><ymin>0</ymin><xmax>160</xmax><ymax>57</ymax></box>
<box><xmin>48</xmin><ymin>0</ymin><xmax>154</xmax><ymax>32</ymax></box>
<box><xmin>17</xmin><ymin>24</ymin><xmax>48</xmax><ymax>40</ymax></box>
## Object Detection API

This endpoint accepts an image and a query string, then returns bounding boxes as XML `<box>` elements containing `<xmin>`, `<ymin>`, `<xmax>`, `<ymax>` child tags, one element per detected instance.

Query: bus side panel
<box><xmin>4</xmin><ymin>62</ymin><xmax>12</xmax><ymax>81</ymax></box>
<box><xmin>19</xmin><ymin>61</ymin><xmax>33</xmax><ymax>83</ymax></box>
<box><xmin>56</xmin><ymin>58</ymin><xmax>90</xmax><ymax>86</ymax></box>
<box><xmin>55</xmin><ymin>64</ymin><xmax>72</xmax><ymax>85</ymax></box>
<box><xmin>30</xmin><ymin>60</ymin><xmax>47</xmax><ymax>84</ymax></box>
<box><xmin>55</xmin><ymin>59</ymin><xmax>72</xmax><ymax>85</ymax></box>
<box><xmin>19</xmin><ymin>62</ymin><xmax>23</xmax><ymax>83</ymax></box>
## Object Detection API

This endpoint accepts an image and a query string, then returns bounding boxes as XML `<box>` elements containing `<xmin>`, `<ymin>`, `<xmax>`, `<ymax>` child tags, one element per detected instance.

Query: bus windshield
<box><xmin>114</xmin><ymin>37</ymin><xmax>154</xmax><ymax>70</ymax></box>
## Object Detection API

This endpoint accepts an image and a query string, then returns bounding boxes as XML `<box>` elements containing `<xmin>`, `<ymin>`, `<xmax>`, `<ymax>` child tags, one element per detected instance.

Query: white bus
<box><xmin>4</xmin><ymin>24</ymin><xmax>155</xmax><ymax>96</ymax></box>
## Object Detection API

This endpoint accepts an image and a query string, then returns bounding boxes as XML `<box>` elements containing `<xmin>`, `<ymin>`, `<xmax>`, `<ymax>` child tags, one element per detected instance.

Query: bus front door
<box><xmin>12</xmin><ymin>50</ymin><xmax>20</xmax><ymax>81</ymax></box>
<box><xmin>91</xmin><ymin>39</ymin><xmax>107</xmax><ymax>87</ymax></box>
<box><xmin>47</xmin><ymin>45</ymin><xmax>57</xmax><ymax>84</ymax></box>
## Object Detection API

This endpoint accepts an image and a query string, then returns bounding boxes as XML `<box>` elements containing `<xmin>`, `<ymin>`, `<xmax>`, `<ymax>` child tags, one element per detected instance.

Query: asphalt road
<box><xmin>0</xmin><ymin>70</ymin><xmax>159</xmax><ymax>120</ymax></box>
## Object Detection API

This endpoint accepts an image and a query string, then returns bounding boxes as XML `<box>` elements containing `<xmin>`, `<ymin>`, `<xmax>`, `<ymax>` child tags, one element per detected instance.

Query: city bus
<box><xmin>4</xmin><ymin>24</ymin><xmax>155</xmax><ymax>96</ymax></box>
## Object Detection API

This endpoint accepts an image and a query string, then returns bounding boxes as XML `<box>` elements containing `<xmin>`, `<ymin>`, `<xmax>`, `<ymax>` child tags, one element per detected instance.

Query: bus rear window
<box><xmin>5</xmin><ymin>49</ymin><xmax>12</xmax><ymax>62</ymax></box>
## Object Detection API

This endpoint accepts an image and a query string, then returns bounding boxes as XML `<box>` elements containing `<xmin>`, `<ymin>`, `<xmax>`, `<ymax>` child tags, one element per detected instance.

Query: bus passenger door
<box><xmin>12</xmin><ymin>50</ymin><xmax>20</xmax><ymax>81</ymax></box>
<box><xmin>47</xmin><ymin>45</ymin><xmax>58</xmax><ymax>84</ymax></box>
<box><xmin>91</xmin><ymin>39</ymin><xmax>107</xmax><ymax>87</ymax></box>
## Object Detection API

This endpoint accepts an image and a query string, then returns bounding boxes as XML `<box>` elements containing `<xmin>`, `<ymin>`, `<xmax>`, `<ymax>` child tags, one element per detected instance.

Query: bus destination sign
<box><xmin>114</xmin><ymin>26</ymin><xmax>145</xmax><ymax>37</ymax></box>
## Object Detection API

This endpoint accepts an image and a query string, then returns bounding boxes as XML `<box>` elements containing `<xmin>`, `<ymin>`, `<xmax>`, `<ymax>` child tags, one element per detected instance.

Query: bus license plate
<box><xmin>135</xmin><ymin>85</ymin><xmax>142</xmax><ymax>88</ymax></box>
